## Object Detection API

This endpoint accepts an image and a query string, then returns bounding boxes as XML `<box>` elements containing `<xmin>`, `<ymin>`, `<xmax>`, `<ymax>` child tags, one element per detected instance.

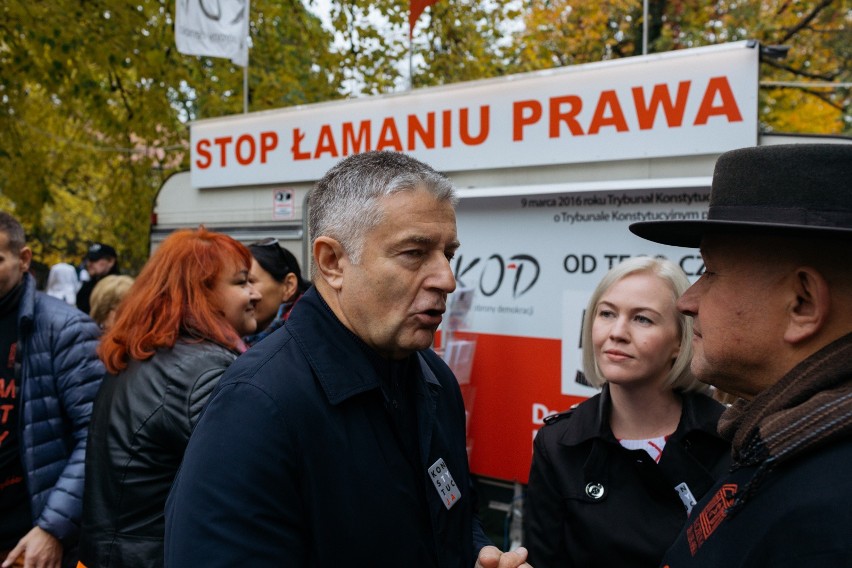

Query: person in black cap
<box><xmin>243</xmin><ymin>238</ymin><xmax>310</xmax><ymax>347</ymax></box>
<box><xmin>76</xmin><ymin>243</ymin><xmax>119</xmax><ymax>315</ymax></box>
<box><xmin>629</xmin><ymin>143</ymin><xmax>852</xmax><ymax>567</ymax></box>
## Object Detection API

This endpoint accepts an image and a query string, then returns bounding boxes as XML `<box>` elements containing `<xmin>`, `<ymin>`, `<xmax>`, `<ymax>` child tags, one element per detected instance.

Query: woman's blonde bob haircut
<box><xmin>581</xmin><ymin>256</ymin><xmax>707</xmax><ymax>393</ymax></box>
<box><xmin>89</xmin><ymin>275</ymin><xmax>135</xmax><ymax>326</ymax></box>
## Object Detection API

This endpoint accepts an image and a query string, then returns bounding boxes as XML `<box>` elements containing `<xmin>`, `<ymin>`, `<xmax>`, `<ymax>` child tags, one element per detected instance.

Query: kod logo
<box><xmin>454</xmin><ymin>254</ymin><xmax>540</xmax><ymax>298</ymax></box>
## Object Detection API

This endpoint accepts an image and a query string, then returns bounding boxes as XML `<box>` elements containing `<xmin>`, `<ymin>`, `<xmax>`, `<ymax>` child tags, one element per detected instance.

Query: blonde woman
<box><xmin>524</xmin><ymin>257</ymin><xmax>731</xmax><ymax>567</ymax></box>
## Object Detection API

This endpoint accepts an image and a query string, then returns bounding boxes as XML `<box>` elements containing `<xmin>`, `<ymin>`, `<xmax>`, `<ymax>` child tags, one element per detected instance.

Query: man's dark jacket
<box><xmin>661</xmin><ymin>334</ymin><xmax>852</xmax><ymax>567</ymax></box>
<box><xmin>165</xmin><ymin>287</ymin><xmax>490</xmax><ymax>567</ymax></box>
<box><xmin>16</xmin><ymin>273</ymin><xmax>104</xmax><ymax>550</ymax></box>
<box><xmin>661</xmin><ymin>438</ymin><xmax>852</xmax><ymax>567</ymax></box>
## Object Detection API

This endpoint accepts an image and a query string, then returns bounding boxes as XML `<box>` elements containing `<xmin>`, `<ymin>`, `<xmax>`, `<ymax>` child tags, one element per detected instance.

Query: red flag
<box><xmin>410</xmin><ymin>0</ymin><xmax>440</xmax><ymax>36</ymax></box>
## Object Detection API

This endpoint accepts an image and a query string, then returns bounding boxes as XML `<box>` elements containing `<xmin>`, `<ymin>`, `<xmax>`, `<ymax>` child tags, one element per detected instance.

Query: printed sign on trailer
<box><xmin>190</xmin><ymin>42</ymin><xmax>758</xmax><ymax>188</ymax></box>
<box><xmin>453</xmin><ymin>185</ymin><xmax>710</xmax><ymax>482</ymax></box>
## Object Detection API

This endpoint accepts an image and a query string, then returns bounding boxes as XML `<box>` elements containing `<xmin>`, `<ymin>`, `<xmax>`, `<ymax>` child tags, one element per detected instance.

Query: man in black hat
<box><xmin>76</xmin><ymin>243</ymin><xmax>119</xmax><ymax>315</ymax></box>
<box><xmin>629</xmin><ymin>143</ymin><xmax>852</xmax><ymax>566</ymax></box>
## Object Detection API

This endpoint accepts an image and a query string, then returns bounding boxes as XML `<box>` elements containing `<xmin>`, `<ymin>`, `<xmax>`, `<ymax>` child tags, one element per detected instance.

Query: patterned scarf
<box><xmin>718</xmin><ymin>332</ymin><xmax>852</xmax><ymax>513</ymax></box>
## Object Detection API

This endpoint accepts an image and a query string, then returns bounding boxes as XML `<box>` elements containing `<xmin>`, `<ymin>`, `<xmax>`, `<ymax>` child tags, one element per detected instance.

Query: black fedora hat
<box><xmin>629</xmin><ymin>143</ymin><xmax>852</xmax><ymax>247</ymax></box>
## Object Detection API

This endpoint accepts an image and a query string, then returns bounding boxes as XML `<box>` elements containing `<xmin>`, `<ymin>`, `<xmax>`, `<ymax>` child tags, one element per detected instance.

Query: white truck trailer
<box><xmin>152</xmin><ymin>41</ymin><xmax>850</xmax><ymax>495</ymax></box>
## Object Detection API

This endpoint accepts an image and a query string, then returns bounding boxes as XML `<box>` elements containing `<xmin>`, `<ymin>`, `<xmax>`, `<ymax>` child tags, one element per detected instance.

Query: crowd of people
<box><xmin>0</xmin><ymin>143</ymin><xmax>849</xmax><ymax>568</ymax></box>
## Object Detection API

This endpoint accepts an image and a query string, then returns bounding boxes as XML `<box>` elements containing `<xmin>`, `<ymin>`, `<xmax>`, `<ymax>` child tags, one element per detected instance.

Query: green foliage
<box><xmin>327</xmin><ymin>0</ymin><xmax>410</xmax><ymax>94</ymax></box>
<box><xmin>510</xmin><ymin>0</ymin><xmax>850</xmax><ymax>134</ymax></box>
<box><xmin>1</xmin><ymin>0</ymin><xmax>848</xmax><ymax>277</ymax></box>
<box><xmin>414</xmin><ymin>0</ymin><xmax>523</xmax><ymax>87</ymax></box>
<box><xmin>1</xmin><ymin>0</ymin><xmax>339</xmax><ymax>272</ymax></box>
<box><xmin>325</xmin><ymin>0</ymin><xmax>520</xmax><ymax>93</ymax></box>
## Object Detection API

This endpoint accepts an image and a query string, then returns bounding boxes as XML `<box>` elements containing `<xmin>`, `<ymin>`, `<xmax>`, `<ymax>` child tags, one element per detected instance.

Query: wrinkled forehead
<box><xmin>368</xmin><ymin>191</ymin><xmax>457</xmax><ymax>243</ymax></box>
<box><xmin>699</xmin><ymin>234</ymin><xmax>800</xmax><ymax>288</ymax></box>
<box><xmin>700</xmin><ymin>232</ymin><xmax>786</xmax><ymax>261</ymax></box>
<box><xmin>376</xmin><ymin>188</ymin><xmax>457</xmax><ymax>221</ymax></box>
<box><xmin>700</xmin><ymin>231</ymin><xmax>765</xmax><ymax>259</ymax></box>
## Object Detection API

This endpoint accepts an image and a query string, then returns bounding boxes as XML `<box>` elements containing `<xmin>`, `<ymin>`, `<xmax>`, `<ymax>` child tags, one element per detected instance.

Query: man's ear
<box><xmin>19</xmin><ymin>246</ymin><xmax>32</xmax><ymax>274</ymax></box>
<box><xmin>313</xmin><ymin>236</ymin><xmax>347</xmax><ymax>291</ymax></box>
<box><xmin>783</xmin><ymin>266</ymin><xmax>829</xmax><ymax>345</ymax></box>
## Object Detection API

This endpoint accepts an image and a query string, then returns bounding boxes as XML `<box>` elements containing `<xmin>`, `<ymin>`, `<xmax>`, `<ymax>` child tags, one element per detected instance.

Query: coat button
<box><xmin>585</xmin><ymin>482</ymin><xmax>605</xmax><ymax>499</ymax></box>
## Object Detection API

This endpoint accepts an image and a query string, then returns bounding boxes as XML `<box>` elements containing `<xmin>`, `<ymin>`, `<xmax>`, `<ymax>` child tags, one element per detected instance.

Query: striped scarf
<box><xmin>718</xmin><ymin>332</ymin><xmax>852</xmax><ymax>513</ymax></box>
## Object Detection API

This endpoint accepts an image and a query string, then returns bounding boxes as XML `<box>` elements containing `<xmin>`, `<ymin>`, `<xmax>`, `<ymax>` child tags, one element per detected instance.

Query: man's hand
<box><xmin>475</xmin><ymin>545</ymin><xmax>533</xmax><ymax>568</ymax></box>
<box><xmin>2</xmin><ymin>526</ymin><xmax>62</xmax><ymax>568</ymax></box>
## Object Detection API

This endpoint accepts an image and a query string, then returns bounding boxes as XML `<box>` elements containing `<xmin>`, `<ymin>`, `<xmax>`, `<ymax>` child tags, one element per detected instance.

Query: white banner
<box><xmin>175</xmin><ymin>0</ymin><xmax>249</xmax><ymax>66</ymax></box>
<box><xmin>190</xmin><ymin>42</ymin><xmax>758</xmax><ymax>188</ymax></box>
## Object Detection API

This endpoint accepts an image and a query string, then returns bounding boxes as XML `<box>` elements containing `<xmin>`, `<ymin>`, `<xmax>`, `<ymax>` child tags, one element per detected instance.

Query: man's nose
<box><xmin>430</xmin><ymin>255</ymin><xmax>457</xmax><ymax>294</ymax></box>
<box><xmin>677</xmin><ymin>283</ymin><xmax>698</xmax><ymax>317</ymax></box>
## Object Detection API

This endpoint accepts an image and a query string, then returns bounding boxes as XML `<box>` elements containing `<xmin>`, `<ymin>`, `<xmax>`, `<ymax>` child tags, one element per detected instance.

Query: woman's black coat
<box><xmin>524</xmin><ymin>386</ymin><xmax>731</xmax><ymax>568</ymax></box>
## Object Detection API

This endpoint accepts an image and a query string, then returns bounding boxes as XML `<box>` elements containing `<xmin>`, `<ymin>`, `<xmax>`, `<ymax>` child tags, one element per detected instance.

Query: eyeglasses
<box><xmin>250</xmin><ymin>238</ymin><xmax>295</xmax><ymax>276</ymax></box>
<box><xmin>253</xmin><ymin>237</ymin><xmax>279</xmax><ymax>247</ymax></box>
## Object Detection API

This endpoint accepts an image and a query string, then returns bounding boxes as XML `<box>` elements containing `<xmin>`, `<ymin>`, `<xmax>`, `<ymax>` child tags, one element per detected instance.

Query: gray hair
<box><xmin>0</xmin><ymin>212</ymin><xmax>26</xmax><ymax>253</ymax></box>
<box><xmin>308</xmin><ymin>151</ymin><xmax>456</xmax><ymax>266</ymax></box>
<box><xmin>581</xmin><ymin>256</ymin><xmax>708</xmax><ymax>394</ymax></box>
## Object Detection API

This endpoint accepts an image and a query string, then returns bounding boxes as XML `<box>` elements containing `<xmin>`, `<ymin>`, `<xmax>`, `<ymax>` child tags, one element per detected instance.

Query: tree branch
<box><xmin>109</xmin><ymin>67</ymin><xmax>135</xmax><ymax>120</ymax></box>
<box><xmin>762</xmin><ymin>57</ymin><xmax>839</xmax><ymax>81</ymax></box>
<box><xmin>779</xmin><ymin>0</ymin><xmax>834</xmax><ymax>44</ymax></box>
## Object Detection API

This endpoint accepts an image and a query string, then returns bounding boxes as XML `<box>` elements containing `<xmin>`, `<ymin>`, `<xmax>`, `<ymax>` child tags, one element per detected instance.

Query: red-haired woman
<box><xmin>78</xmin><ymin>228</ymin><xmax>260</xmax><ymax>568</ymax></box>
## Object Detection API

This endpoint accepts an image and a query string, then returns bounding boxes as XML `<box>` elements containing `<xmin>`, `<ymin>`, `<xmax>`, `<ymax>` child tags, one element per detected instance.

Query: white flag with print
<box><xmin>175</xmin><ymin>0</ymin><xmax>249</xmax><ymax>67</ymax></box>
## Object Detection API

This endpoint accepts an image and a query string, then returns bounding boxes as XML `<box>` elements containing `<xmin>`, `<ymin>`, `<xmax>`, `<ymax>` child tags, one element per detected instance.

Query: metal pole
<box><xmin>243</xmin><ymin>54</ymin><xmax>249</xmax><ymax>114</ymax></box>
<box><xmin>243</xmin><ymin>0</ymin><xmax>250</xmax><ymax>113</ymax></box>
<box><xmin>409</xmin><ymin>28</ymin><xmax>414</xmax><ymax>91</ymax></box>
<box><xmin>642</xmin><ymin>0</ymin><xmax>649</xmax><ymax>55</ymax></box>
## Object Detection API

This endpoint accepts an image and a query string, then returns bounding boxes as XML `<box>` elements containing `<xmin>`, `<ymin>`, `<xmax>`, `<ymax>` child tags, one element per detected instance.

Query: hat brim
<box><xmin>629</xmin><ymin>220</ymin><xmax>852</xmax><ymax>248</ymax></box>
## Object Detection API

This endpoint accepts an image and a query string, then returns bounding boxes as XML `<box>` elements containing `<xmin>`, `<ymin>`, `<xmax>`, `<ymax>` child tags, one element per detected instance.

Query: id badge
<box><xmin>675</xmin><ymin>482</ymin><xmax>698</xmax><ymax>515</ymax></box>
<box><xmin>429</xmin><ymin>458</ymin><xmax>462</xmax><ymax>510</ymax></box>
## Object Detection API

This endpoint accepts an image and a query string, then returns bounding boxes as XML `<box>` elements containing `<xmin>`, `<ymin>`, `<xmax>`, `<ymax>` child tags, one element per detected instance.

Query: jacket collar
<box><xmin>678</xmin><ymin>387</ymin><xmax>727</xmax><ymax>440</ymax></box>
<box><xmin>16</xmin><ymin>273</ymin><xmax>37</xmax><ymax>333</ymax></box>
<box><xmin>286</xmin><ymin>287</ymin><xmax>440</xmax><ymax>406</ymax></box>
<box><xmin>556</xmin><ymin>385</ymin><xmax>612</xmax><ymax>447</ymax></box>
<box><xmin>558</xmin><ymin>383</ymin><xmax>723</xmax><ymax>447</ymax></box>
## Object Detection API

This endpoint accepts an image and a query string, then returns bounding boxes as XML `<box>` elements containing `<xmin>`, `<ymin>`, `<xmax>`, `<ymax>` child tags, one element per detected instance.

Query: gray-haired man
<box><xmin>166</xmin><ymin>152</ymin><xmax>530</xmax><ymax>568</ymax></box>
